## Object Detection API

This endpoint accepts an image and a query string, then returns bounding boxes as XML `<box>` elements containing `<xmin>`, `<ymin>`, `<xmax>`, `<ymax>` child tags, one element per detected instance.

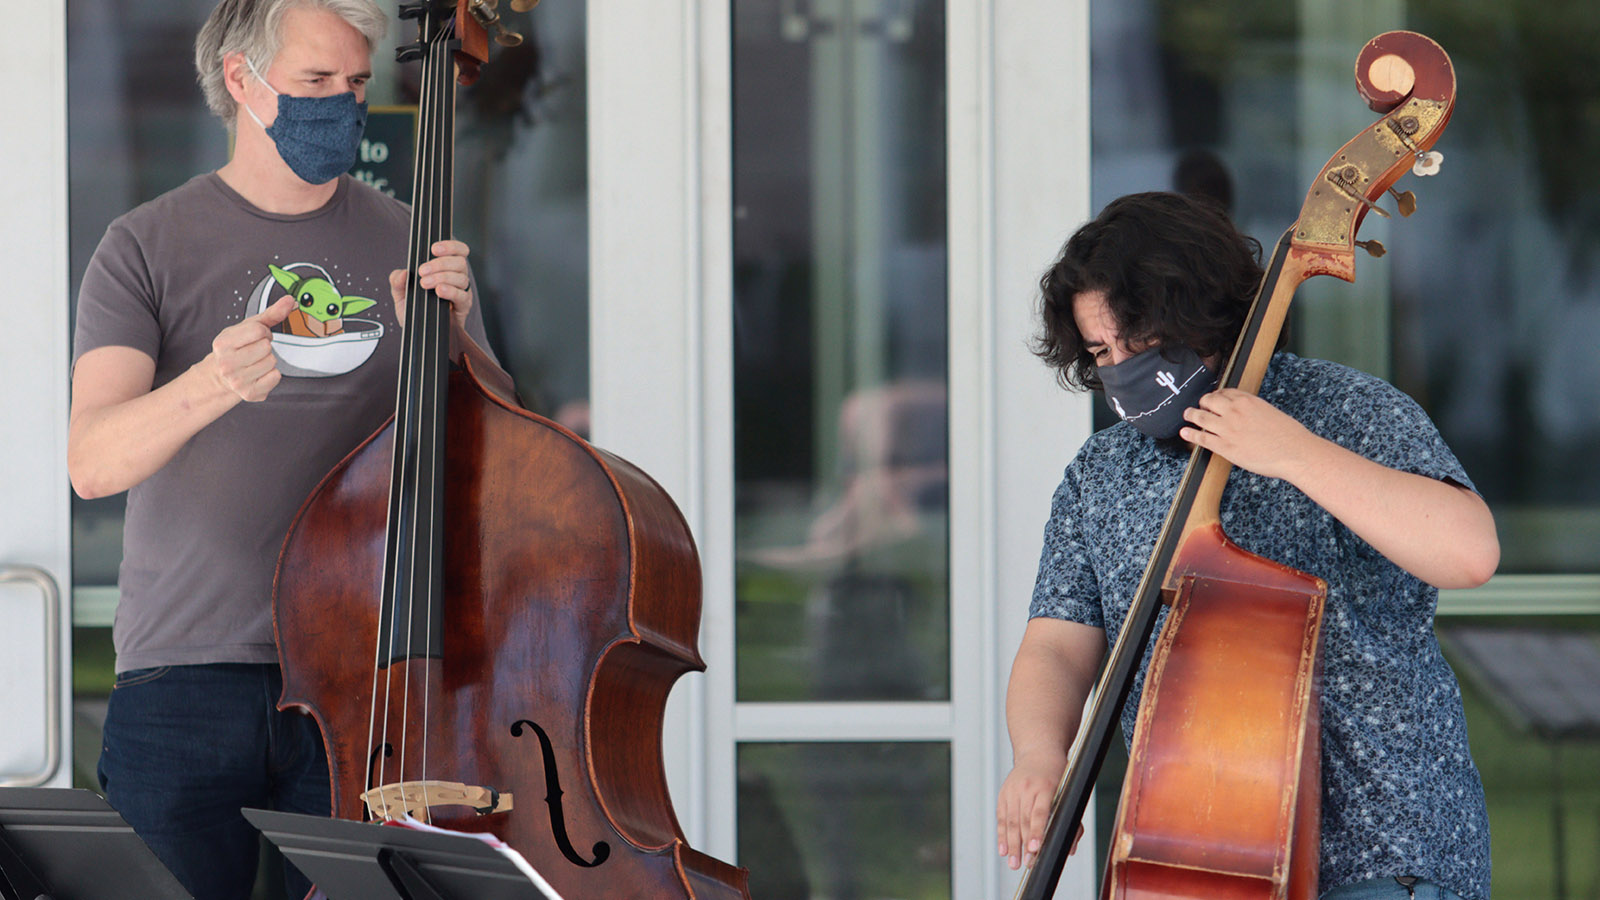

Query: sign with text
<box><xmin>350</xmin><ymin>106</ymin><xmax>416</xmax><ymax>204</ymax></box>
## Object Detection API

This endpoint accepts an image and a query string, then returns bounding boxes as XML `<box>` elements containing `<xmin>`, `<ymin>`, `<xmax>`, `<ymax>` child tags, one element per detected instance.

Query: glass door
<box><xmin>732</xmin><ymin>1</ymin><xmax>953</xmax><ymax>895</ymax></box>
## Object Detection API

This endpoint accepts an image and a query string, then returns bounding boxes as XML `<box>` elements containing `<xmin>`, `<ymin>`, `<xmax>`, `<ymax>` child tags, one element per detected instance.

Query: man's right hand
<box><xmin>997</xmin><ymin>752</ymin><xmax>1082</xmax><ymax>872</ymax></box>
<box><xmin>211</xmin><ymin>295</ymin><xmax>293</xmax><ymax>402</ymax></box>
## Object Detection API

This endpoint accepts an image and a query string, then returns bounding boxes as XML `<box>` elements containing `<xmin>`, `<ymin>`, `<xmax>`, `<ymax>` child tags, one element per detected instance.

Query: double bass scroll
<box><xmin>1015</xmin><ymin>30</ymin><xmax>1456</xmax><ymax>900</ymax></box>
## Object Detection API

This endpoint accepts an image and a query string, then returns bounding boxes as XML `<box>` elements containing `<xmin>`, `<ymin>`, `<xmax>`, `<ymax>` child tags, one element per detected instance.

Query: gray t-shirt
<box><xmin>74</xmin><ymin>173</ymin><xmax>490</xmax><ymax>672</ymax></box>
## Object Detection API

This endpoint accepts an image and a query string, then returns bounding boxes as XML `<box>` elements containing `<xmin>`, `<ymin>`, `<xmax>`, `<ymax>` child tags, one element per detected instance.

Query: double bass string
<box><xmin>368</xmin><ymin>9</ymin><xmax>456</xmax><ymax>823</ymax></box>
<box><xmin>416</xmin><ymin>16</ymin><xmax>461</xmax><ymax>820</ymax></box>
<box><xmin>372</xmin><ymin>14</ymin><xmax>429</xmax><ymax>820</ymax></box>
<box><xmin>406</xmin><ymin>18</ymin><xmax>453</xmax><ymax>819</ymax></box>
<box><xmin>404</xmin><ymin>18</ymin><xmax>438</xmax><ymax>821</ymax></box>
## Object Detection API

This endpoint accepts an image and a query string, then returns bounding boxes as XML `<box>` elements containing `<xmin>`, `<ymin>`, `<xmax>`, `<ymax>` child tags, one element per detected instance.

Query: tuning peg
<box><xmin>1387</xmin><ymin>188</ymin><xmax>1417</xmax><ymax>217</ymax></box>
<box><xmin>1412</xmin><ymin>150</ymin><xmax>1444</xmax><ymax>177</ymax></box>
<box><xmin>510</xmin><ymin>0</ymin><xmax>541</xmax><ymax>10</ymax></box>
<box><xmin>468</xmin><ymin>0</ymin><xmax>525</xmax><ymax>46</ymax></box>
<box><xmin>1356</xmin><ymin>239</ymin><xmax>1387</xmax><ymax>258</ymax></box>
<box><xmin>1327</xmin><ymin>164</ymin><xmax>1392</xmax><ymax>219</ymax></box>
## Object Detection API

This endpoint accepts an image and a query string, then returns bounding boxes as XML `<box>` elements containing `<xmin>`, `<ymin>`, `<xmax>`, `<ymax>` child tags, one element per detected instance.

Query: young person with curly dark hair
<box><xmin>996</xmin><ymin>192</ymin><xmax>1499</xmax><ymax>900</ymax></box>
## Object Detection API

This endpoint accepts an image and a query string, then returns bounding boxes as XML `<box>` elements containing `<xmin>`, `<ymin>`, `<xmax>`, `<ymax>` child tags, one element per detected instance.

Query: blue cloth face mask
<box><xmin>1095</xmin><ymin>345</ymin><xmax>1219</xmax><ymax>440</ymax></box>
<box><xmin>243</xmin><ymin>57</ymin><xmax>367</xmax><ymax>185</ymax></box>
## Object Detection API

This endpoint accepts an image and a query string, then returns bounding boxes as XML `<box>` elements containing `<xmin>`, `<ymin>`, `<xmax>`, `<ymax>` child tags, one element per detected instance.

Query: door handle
<box><xmin>0</xmin><ymin>564</ymin><xmax>62</xmax><ymax>787</ymax></box>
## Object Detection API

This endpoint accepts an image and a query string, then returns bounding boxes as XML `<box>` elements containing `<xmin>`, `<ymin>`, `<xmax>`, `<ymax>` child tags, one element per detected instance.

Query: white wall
<box><xmin>0</xmin><ymin>0</ymin><xmax>73</xmax><ymax>789</ymax></box>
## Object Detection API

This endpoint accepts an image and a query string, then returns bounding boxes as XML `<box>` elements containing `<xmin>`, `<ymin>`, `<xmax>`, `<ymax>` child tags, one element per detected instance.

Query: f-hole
<box><xmin>510</xmin><ymin>719</ymin><xmax>611</xmax><ymax>868</ymax></box>
<box><xmin>363</xmin><ymin>743</ymin><xmax>394</xmax><ymax>822</ymax></box>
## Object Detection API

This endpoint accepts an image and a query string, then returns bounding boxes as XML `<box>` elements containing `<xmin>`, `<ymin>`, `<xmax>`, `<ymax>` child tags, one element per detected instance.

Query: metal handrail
<box><xmin>0</xmin><ymin>564</ymin><xmax>62</xmax><ymax>787</ymax></box>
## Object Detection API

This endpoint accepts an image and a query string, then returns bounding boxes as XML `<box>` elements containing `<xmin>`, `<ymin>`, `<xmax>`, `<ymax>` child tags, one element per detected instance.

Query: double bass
<box><xmin>1017</xmin><ymin>31</ymin><xmax>1456</xmax><ymax>900</ymax></box>
<box><xmin>272</xmin><ymin>2</ymin><xmax>752</xmax><ymax>897</ymax></box>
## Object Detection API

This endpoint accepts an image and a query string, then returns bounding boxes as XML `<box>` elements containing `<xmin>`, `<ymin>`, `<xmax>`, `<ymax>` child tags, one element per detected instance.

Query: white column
<box><xmin>0</xmin><ymin>0</ymin><xmax>72</xmax><ymax>789</ymax></box>
<box><xmin>587</xmin><ymin>0</ymin><xmax>735</xmax><ymax>857</ymax></box>
<box><xmin>949</xmin><ymin>0</ymin><xmax>1095</xmax><ymax>895</ymax></box>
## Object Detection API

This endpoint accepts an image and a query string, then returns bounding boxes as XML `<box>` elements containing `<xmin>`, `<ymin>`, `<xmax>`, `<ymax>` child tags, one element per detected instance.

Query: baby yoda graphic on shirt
<box><xmin>246</xmin><ymin>261</ymin><xmax>386</xmax><ymax>378</ymax></box>
<box><xmin>272</xmin><ymin>263</ymin><xmax>377</xmax><ymax>337</ymax></box>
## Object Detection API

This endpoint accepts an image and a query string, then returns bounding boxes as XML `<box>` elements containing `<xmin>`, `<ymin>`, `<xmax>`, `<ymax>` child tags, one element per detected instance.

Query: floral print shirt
<box><xmin>1030</xmin><ymin>353</ymin><xmax>1491</xmax><ymax>899</ymax></box>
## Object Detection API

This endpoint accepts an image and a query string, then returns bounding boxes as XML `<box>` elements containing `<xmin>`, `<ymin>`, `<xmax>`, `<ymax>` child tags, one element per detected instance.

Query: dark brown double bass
<box><xmin>1017</xmin><ymin>32</ymin><xmax>1456</xmax><ymax>900</ymax></box>
<box><xmin>272</xmin><ymin>2</ymin><xmax>752</xmax><ymax>897</ymax></box>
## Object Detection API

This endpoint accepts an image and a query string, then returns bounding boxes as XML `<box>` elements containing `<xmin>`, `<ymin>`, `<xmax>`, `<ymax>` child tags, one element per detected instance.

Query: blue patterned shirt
<box><xmin>1029</xmin><ymin>353</ymin><xmax>1491</xmax><ymax>900</ymax></box>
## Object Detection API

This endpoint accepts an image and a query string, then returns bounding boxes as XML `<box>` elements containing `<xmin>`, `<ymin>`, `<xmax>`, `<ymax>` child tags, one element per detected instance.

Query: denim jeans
<box><xmin>1322</xmin><ymin>877</ymin><xmax>1467</xmax><ymax>900</ymax></box>
<box><xmin>97</xmin><ymin>663</ymin><xmax>330</xmax><ymax>900</ymax></box>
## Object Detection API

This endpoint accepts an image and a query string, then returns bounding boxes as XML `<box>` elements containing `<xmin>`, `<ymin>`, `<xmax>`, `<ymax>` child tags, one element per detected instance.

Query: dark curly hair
<box><xmin>1033</xmin><ymin>191</ymin><xmax>1267</xmax><ymax>391</ymax></box>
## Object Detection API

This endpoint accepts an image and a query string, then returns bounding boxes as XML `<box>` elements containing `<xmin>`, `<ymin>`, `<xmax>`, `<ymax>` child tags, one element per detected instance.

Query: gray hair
<box><xmin>194</xmin><ymin>0</ymin><xmax>388</xmax><ymax>128</ymax></box>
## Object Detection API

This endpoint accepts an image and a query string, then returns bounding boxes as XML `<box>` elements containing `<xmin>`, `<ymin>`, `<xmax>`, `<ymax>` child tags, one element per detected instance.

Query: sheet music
<box><xmin>384</xmin><ymin>816</ymin><xmax>565</xmax><ymax>900</ymax></box>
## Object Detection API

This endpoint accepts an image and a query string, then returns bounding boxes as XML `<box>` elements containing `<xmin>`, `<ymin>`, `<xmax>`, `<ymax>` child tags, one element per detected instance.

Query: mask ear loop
<box><xmin>239</xmin><ymin>56</ymin><xmax>279</xmax><ymax>132</ymax></box>
<box><xmin>243</xmin><ymin>56</ymin><xmax>280</xmax><ymax>95</ymax></box>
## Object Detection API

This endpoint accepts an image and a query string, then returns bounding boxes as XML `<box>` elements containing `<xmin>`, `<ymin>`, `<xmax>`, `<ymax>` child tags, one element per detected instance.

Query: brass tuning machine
<box><xmin>467</xmin><ymin>0</ymin><xmax>525</xmax><ymax>47</ymax></box>
<box><xmin>1326</xmin><ymin>164</ymin><xmax>1393</xmax><ymax>220</ymax></box>
<box><xmin>1387</xmin><ymin>187</ymin><xmax>1417</xmax><ymax>217</ymax></box>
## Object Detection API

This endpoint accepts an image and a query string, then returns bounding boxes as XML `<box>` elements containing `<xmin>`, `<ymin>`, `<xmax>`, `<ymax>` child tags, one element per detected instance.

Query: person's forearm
<box><xmin>998</xmin><ymin>618</ymin><xmax>1106</xmax><ymax>870</ymax></box>
<box><xmin>69</xmin><ymin>355</ymin><xmax>239</xmax><ymax>499</ymax></box>
<box><xmin>1282</xmin><ymin>434</ymin><xmax>1499</xmax><ymax>589</ymax></box>
<box><xmin>1006</xmin><ymin>634</ymin><xmax>1096</xmax><ymax>767</ymax></box>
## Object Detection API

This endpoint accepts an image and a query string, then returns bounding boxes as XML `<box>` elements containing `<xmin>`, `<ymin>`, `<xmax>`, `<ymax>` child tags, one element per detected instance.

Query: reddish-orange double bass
<box><xmin>1016</xmin><ymin>32</ymin><xmax>1456</xmax><ymax>900</ymax></box>
<box><xmin>272</xmin><ymin>2</ymin><xmax>752</xmax><ymax>897</ymax></box>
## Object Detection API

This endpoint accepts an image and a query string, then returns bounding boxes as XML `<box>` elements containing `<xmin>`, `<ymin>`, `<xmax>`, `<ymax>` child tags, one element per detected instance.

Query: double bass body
<box><xmin>274</xmin><ymin>3</ymin><xmax>751</xmax><ymax>896</ymax></box>
<box><xmin>1105</xmin><ymin>526</ymin><xmax>1326</xmax><ymax>900</ymax></box>
<box><xmin>275</xmin><ymin>356</ymin><xmax>751</xmax><ymax>898</ymax></box>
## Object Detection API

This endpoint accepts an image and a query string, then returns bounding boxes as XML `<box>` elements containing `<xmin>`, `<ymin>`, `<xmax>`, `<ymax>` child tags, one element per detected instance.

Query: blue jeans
<box><xmin>97</xmin><ymin>663</ymin><xmax>330</xmax><ymax>900</ymax></box>
<box><xmin>1322</xmin><ymin>877</ymin><xmax>1467</xmax><ymax>900</ymax></box>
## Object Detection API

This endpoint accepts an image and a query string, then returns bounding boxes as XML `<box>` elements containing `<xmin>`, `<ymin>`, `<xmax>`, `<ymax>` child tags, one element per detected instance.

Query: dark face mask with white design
<box><xmin>1095</xmin><ymin>346</ymin><xmax>1218</xmax><ymax>440</ymax></box>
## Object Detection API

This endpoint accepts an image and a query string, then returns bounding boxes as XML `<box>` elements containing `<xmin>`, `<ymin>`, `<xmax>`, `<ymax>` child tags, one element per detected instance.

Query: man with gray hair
<box><xmin>68</xmin><ymin>1</ymin><xmax>491</xmax><ymax>896</ymax></box>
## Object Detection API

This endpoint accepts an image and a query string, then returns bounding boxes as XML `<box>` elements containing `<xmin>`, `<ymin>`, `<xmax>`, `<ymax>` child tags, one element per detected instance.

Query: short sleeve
<box><xmin>1279</xmin><ymin>359</ymin><xmax>1479</xmax><ymax>571</ymax></box>
<box><xmin>1331</xmin><ymin>375</ymin><xmax>1475</xmax><ymax>494</ymax></box>
<box><xmin>74</xmin><ymin>219</ymin><xmax>161</xmax><ymax>367</ymax></box>
<box><xmin>1028</xmin><ymin>465</ymin><xmax>1104</xmax><ymax>627</ymax></box>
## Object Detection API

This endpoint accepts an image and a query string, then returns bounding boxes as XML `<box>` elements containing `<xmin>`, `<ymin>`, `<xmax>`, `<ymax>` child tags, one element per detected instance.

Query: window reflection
<box><xmin>1399</xmin><ymin>1</ymin><xmax>1600</xmax><ymax>573</ymax></box>
<box><xmin>453</xmin><ymin>1</ymin><xmax>591</xmax><ymax>427</ymax></box>
<box><xmin>1089</xmin><ymin>0</ymin><xmax>1600</xmax><ymax>573</ymax></box>
<box><xmin>732</xmin><ymin>0</ymin><xmax>950</xmax><ymax>703</ymax></box>
<box><xmin>744</xmin><ymin>383</ymin><xmax>949</xmax><ymax>699</ymax></box>
<box><xmin>738</xmin><ymin>742</ymin><xmax>951</xmax><ymax>899</ymax></box>
<box><xmin>68</xmin><ymin>0</ymin><xmax>233</xmax><ymax>590</ymax></box>
<box><xmin>1441</xmin><ymin>620</ymin><xmax>1600</xmax><ymax>899</ymax></box>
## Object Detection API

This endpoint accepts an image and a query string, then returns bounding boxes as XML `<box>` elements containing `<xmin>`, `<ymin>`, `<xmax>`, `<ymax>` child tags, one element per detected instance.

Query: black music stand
<box><xmin>243</xmin><ymin>809</ymin><xmax>562</xmax><ymax>900</ymax></box>
<box><xmin>0</xmin><ymin>787</ymin><xmax>191</xmax><ymax>900</ymax></box>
